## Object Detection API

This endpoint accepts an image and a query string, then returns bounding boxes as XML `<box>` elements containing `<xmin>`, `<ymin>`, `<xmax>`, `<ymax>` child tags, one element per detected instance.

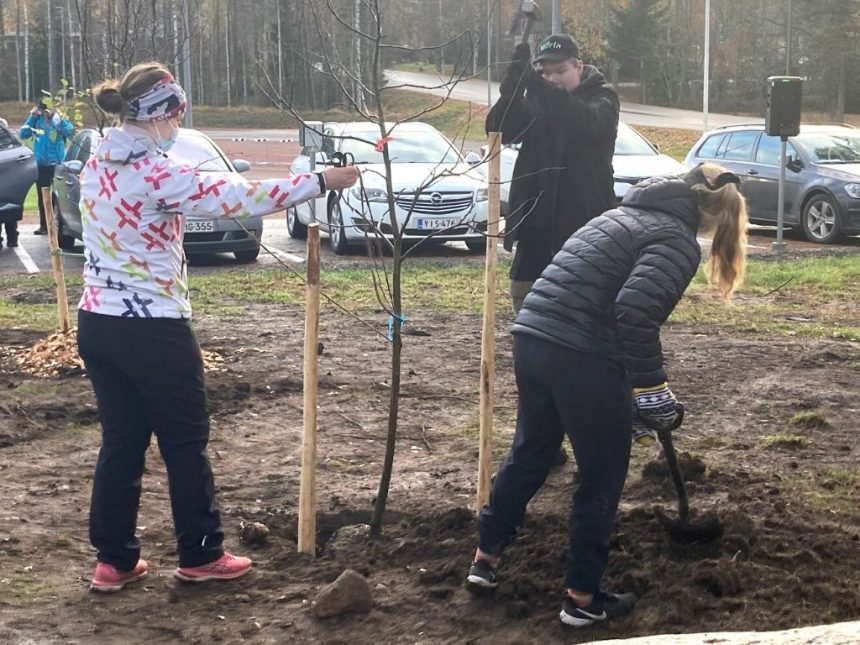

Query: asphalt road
<box><xmin>383</xmin><ymin>69</ymin><xmax>761</xmax><ymax>131</ymax></box>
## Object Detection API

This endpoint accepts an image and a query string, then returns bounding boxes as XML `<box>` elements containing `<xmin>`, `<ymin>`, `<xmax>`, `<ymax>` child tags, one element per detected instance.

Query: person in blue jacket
<box><xmin>19</xmin><ymin>100</ymin><xmax>74</xmax><ymax>235</ymax></box>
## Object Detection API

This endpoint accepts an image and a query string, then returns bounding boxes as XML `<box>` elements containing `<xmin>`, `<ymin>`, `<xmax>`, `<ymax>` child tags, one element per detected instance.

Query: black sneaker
<box><xmin>33</xmin><ymin>228</ymin><xmax>47</xmax><ymax>236</ymax></box>
<box><xmin>466</xmin><ymin>558</ymin><xmax>498</xmax><ymax>589</ymax></box>
<box><xmin>559</xmin><ymin>591</ymin><xmax>637</xmax><ymax>627</ymax></box>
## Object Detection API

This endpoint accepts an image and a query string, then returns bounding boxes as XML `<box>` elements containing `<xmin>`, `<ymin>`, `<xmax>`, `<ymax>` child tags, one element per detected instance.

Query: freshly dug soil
<box><xmin>0</xmin><ymin>300</ymin><xmax>858</xmax><ymax>644</ymax></box>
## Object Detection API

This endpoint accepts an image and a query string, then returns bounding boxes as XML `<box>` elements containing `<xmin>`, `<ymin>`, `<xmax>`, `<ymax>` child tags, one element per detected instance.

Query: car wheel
<box><xmin>54</xmin><ymin>200</ymin><xmax>76</xmax><ymax>251</ymax></box>
<box><xmin>287</xmin><ymin>206</ymin><xmax>307</xmax><ymax>239</ymax></box>
<box><xmin>328</xmin><ymin>199</ymin><xmax>349</xmax><ymax>255</ymax></box>
<box><xmin>234</xmin><ymin>247</ymin><xmax>260</xmax><ymax>262</ymax></box>
<box><xmin>801</xmin><ymin>193</ymin><xmax>843</xmax><ymax>244</ymax></box>
<box><xmin>465</xmin><ymin>239</ymin><xmax>486</xmax><ymax>253</ymax></box>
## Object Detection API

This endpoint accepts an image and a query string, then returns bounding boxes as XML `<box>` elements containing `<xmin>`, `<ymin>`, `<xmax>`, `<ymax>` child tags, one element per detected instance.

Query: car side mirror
<box><xmin>63</xmin><ymin>159</ymin><xmax>83</xmax><ymax>174</ymax></box>
<box><xmin>787</xmin><ymin>155</ymin><xmax>803</xmax><ymax>173</ymax></box>
<box><xmin>232</xmin><ymin>159</ymin><xmax>251</xmax><ymax>173</ymax></box>
<box><xmin>464</xmin><ymin>151</ymin><xmax>482</xmax><ymax>166</ymax></box>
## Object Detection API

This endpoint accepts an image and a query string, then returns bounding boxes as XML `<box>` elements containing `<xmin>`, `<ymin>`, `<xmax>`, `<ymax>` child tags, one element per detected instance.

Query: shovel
<box><xmin>641</xmin><ymin>404</ymin><xmax>724</xmax><ymax>543</ymax></box>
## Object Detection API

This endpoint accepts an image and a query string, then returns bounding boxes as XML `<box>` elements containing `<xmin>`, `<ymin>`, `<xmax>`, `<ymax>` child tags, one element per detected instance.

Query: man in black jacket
<box><xmin>487</xmin><ymin>34</ymin><xmax>619</xmax><ymax>311</ymax></box>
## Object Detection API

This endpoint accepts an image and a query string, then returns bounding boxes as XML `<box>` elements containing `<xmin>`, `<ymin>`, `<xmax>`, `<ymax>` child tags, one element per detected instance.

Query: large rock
<box><xmin>312</xmin><ymin>569</ymin><xmax>372</xmax><ymax>619</ymax></box>
<box><xmin>592</xmin><ymin>621</ymin><xmax>860</xmax><ymax>645</ymax></box>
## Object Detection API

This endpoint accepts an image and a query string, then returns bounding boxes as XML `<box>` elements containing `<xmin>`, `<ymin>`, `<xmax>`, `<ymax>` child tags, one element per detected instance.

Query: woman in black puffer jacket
<box><xmin>466</xmin><ymin>163</ymin><xmax>748</xmax><ymax>628</ymax></box>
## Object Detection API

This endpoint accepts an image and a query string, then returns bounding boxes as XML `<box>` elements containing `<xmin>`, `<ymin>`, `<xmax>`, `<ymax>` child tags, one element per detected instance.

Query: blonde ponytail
<box><xmin>692</xmin><ymin>163</ymin><xmax>748</xmax><ymax>299</ymax></box>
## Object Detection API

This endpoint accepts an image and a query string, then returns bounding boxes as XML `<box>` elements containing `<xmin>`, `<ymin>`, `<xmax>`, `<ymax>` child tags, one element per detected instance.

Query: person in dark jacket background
<box><xmin>19</xmin><ymin>100</ymin><xmax>74</xmax><ymax>235</ymax></box>
<box><xmin>486</xmin><ymin>33</ymin><xmax>619</xmax><ymax>312</ymax></box>
<box><xmin>466</xmin><ymin>163</ymin><xmax>748</xmax><ymax>628</ymax></box>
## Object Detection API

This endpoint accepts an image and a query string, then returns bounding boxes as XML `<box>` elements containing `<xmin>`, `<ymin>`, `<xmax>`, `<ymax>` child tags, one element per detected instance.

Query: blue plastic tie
<box><xmin>387</xmin><ymin>314</ymin><xmax>409</xmax><ymax>341</ymax></box>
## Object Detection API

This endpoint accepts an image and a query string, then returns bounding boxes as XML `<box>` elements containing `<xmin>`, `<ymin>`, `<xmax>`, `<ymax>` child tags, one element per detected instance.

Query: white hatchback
<box><xmin>288</xmin><ymin>121</ymin><xmax>489</xmax><ymax>254</ymax></box>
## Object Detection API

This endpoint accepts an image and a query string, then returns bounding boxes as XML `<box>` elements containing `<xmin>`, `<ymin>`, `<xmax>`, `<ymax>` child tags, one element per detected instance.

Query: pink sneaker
<box><xmin>90</xmin><ymin>559</ymin><xmax>149</xmax><ymax>593</ymax></box>
<box><xmin>174</xmin><ymin>552</ymin><xmax>252</xmax><ymax>583</ymax></box>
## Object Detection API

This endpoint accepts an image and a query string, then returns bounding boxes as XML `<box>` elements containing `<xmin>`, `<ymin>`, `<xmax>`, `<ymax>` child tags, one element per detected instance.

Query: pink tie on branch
<box><xmin>374</xmin><ymin>136</ymin><xmax>394</xmax><ymax>152</ymax></box>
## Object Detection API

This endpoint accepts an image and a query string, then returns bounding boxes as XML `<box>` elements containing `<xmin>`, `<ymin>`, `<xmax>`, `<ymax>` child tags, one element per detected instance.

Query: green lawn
<box><xmin>2</xmin><ymin>244</ymin><xmax>858</xmax><ymax>340</ymax></box>
<box><xmin>23</xmin><ymin>185</ymin><xmax>39</xmax><ymax>213</ymax></box>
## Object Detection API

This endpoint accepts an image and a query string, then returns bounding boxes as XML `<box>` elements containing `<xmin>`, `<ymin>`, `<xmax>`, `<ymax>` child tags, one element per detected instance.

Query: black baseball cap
<box><xmin>533</xmin><ymin>34</ymin><xmax>580</xmax><ymax>64</ymax></box>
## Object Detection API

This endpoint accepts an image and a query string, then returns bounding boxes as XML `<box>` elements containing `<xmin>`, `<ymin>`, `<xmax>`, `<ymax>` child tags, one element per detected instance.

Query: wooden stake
<box><xmin>298</xmin><ymin>223</ymin><xmax>321</xmax><ymax>555</ymax></box>
<box><xmin>477</xmin><ymin>132</ymin><xmax>501</xmax><ymax>513</ymax></box>
<box><xmin>41</xmin><ymin>187</ymin><xmax>70</xmax><ymax>333</ymax></box>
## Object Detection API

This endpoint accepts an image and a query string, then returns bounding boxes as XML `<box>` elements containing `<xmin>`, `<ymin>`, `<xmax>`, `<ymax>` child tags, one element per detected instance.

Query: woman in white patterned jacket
<box><xmin>79</xmin><ymin>61</ymin><xmax>359</xmax><ymax>593</ymax></box>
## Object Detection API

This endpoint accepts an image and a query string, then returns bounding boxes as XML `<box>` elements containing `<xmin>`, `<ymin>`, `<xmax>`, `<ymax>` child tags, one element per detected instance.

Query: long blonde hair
<box><xmin>690</xmin><ymin>163</ymin><xmax>748</xmax><ymax>299</ymax></box>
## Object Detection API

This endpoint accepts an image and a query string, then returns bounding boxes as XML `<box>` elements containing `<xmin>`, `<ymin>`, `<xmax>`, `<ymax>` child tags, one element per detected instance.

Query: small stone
<box><xmin>312</xmin><ymin>569</ymin><xmax>373</xmax><ymax>619</ymax></box>
<box><xmin>239</xmin><ymin>522</ymin><xmax>270</xmax><ymax>546</ymax></box>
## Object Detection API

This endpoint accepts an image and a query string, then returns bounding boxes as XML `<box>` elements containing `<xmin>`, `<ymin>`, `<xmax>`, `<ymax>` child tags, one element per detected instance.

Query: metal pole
<box><xmin>552</xmin><ymin>0</ymin><xmax>561</xmax><ymax>34</ymax></box>
<box><xmin>703</xmin><ymin>0</ymin><xmax>710</xmax><ymax>132</ymax></box>
<box><xmin>785</xmin><ymin>0</ymin><xmax>792</xmax><ymax>75</ymax></box>
<box><xmin>486</xmin><ymin>0</ymin><xmax>492</xmax><ymax>106</ymax></box>
<box><xmin>181</xmin><ymin>0</ymin><xmax>194</xmax><ymax>127</ymax></box>
<box><xmin>277</xmin><ymin>2</ymin><xmax>283</xmax><ymax>97</ymax></box>
<box><xmin>773</xmin><ymin>137</ymin><xmax>788</xmax><ymax>251</ymax></box>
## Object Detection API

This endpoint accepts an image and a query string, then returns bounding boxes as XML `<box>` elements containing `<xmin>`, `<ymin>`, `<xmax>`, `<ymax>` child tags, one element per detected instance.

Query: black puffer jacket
<box><xmin>486</xmin><ymin>65</ymin><xmax>618</xmax><ymax>277</ymax></box>
<box><xmin>511</xmin><ymin>175</ymin><xmax>702</xmax><ymax>387</ymax></box>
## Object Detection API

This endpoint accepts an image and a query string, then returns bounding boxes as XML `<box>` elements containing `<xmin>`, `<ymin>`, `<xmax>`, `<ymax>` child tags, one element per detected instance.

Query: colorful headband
<box><xmin>127</xmin><ymin>74</ymin><xmax>187</xmax><ymax>122</ymax></box>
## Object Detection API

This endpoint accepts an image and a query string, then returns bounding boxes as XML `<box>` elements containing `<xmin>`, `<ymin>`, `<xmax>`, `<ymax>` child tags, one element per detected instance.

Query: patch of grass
<box><xmin>0</xmin><ymin>301</ymin><xmax>72</xmax><ymax>332</ymax></box>
<box><xmin>789</xmin><ymin>410</ymin><xmax>831</xmax><ymax>429</ymax></box>
<box><xmin>690</xmin><ymin>256</ymin><xmax>860</xmax><ymax>294</ymax></box>
<box><xmin>190</xmin><ymin>260</ymin><xmax>513</xmax><ymax>318</ymax></box>
<box><xmin>634</xmin><ymin>125</ymin><xmax>702</xmax><ymax>162</ymax></box>
<box><xmin>762</xmin><ymin>433</ymin><xmax>810</xmax><ymax>449</ymax></box>
<box><xmin>24</xmin><ymin>185</ymin><xmax>39</xmax><ymax>214</ymax></box>
<box><xmin>0</xmin><ymin>275</ymin><xmax>81</xmax><ymax>331</ymax></box>
<box><xmin>817</xmin><ymin>467</ymin><xmax>858</xmax><ymax>490</ymax></box>
<box><xmin>672</xmin><ymin>256</ymin><xmax>860</xmax><ymax>340</ymax></box>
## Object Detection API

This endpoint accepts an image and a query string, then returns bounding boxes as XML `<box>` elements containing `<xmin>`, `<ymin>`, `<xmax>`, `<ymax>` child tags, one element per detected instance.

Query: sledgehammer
<box><xmin>509</xmin><ymin>1</ymin><xmax>541</xmax><ymax>45</ymax></box>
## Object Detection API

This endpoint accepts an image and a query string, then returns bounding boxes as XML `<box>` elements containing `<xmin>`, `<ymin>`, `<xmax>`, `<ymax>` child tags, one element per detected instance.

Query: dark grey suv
<box><xmin>0</xmin><ymin>123</ymin><xmax>37</xmax><ymax>222</ymax></box>
<box><xmin>684</xmin><ymin>124</ymin><xmax>860</xmax><ymax>243</ymax></box>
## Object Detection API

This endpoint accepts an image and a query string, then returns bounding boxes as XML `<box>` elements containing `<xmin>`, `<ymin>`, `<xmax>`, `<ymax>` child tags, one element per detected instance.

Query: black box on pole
<box><xmin>765</xmin><ymin>76</ymin><xmax>802</xmax><ymax>138</ymax></box>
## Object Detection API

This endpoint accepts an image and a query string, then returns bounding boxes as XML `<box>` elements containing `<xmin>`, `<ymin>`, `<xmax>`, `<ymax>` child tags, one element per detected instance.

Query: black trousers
<box><xmin>478</xmin><ymin>333</ymin><xmax>632</xmax><ymax>593</ymax></box>
<box><xmin>77</xmin><ymin>310</ymin><xmax>224</xmax><ymax>570</ymax></box>
<box><xmin>36</xmin><ymin>164</ymin><xmax>56</xmax><ymax>231</ymax></box>
<box><xmin>0</xmin><ymin>220</ymin><xmax>18</xmax><ymax>245</ymax></box>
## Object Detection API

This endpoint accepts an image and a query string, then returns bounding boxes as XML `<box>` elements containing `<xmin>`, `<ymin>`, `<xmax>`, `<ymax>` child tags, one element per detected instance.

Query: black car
<box><xmin>0</xmin><ymin>122</ymin><xmax>37</xmax><ymax>224</ymax></box>
<box><xmin>52</xmin><ymin>128</ymin><xmax>261</xmax><ymax>261</ymax></box>
<box><xmin>684</xmin><ymin>123</ymin><xmax>860</xmax><ymax>243</ymax></box>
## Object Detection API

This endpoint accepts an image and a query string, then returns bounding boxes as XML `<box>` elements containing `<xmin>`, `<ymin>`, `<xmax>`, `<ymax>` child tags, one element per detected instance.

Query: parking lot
<box><xmin>1</xmin><ymin>131</ymin><xmax>857</xmax><ymax>277</ymax></box>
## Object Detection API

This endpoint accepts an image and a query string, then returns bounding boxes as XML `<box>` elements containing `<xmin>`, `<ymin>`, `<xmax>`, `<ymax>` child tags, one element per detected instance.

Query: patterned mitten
<box><xmin>634</xmin><ymin>382</ymin><xmax>681</xmax><ymax>432</ymax></box>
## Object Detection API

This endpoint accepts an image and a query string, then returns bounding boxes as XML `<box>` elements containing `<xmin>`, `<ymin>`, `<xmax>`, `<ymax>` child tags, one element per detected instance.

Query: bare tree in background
<box><xmin>263</xmin><ymin>0</ymin><xmax>494</xmax><ymax>537</ymax></box>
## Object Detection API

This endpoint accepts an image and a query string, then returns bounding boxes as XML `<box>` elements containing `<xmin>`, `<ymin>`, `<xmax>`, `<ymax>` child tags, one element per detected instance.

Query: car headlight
<box><xmin>844</xmin><ymin>183</ymin><xmax>860</xmax><ymax>199</ymax></box>
<box><xmin>350</xmin><ymin>186</ymin><xmax>388</xmax><ymax>202</ymax></box>
<box><xmin>475</xmin><ymin>187</ymin><xmax>489</xmax><ymax>202</ymax></box>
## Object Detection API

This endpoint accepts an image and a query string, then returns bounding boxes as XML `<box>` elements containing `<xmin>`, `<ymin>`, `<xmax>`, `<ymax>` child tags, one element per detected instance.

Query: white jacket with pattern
<box><xmin>78</xmin><ymin>126</ymin><xmax>321</xmax><ymax>318</ymax></box>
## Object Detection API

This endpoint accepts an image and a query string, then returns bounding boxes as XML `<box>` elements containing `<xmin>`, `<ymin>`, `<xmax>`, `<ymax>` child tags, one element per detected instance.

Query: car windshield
<box><xmin>614</xmin><ymin>122</ymin><xmax>658</xmax><ymax>156</ymax></box>
<box><xmin>340</xmin><ymin>130</ymin><xmax>461</xmax><ymax>164</ymax></box>
<box><xmin>794</xmin><ymin>132</ymin><xmax>860</xmax><ymax>164</ymax></box>
<box><xmin>169</xmin><ymin>134</ymin><xmax>233</xmax><ymax>172</ymax></box>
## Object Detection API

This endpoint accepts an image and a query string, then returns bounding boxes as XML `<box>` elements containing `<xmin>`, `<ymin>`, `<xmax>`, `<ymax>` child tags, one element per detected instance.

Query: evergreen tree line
<box><xmin>0</xmin><ymin>0</ymin><xmax>856</xmax><ymax>119</ymax></box>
